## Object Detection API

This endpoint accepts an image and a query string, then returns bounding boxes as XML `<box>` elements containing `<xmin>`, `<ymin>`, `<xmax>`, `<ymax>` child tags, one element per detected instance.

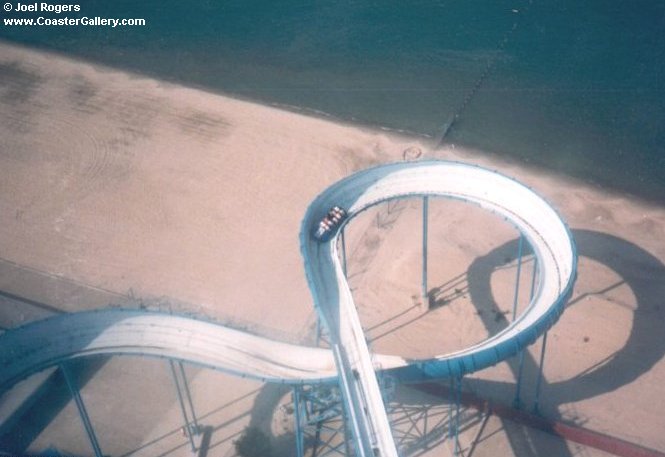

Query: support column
<box><xmin>178</xmin><ymin>362</ymin><xmax>199</xmax><ymax>433</ymax></box>
<box><xmin>511</xmin><ymin>233</ymin><xmax>524</xmax><ymax>320</ymax></box>
<box><xmin>513</xmin><ymin>351</ymin><xmax>525</xmax><ymax>409</ymax></box>
<box><xmin>170</xmin><ymin>360</ymin><xmax>197</xmax><ymax>453</ymax></box>
<box><xmin>293</xmin><ymin>387</ymin><xmax>304</xmax><ymax>457</ymax></box>
<box><xmin>61</xmin><ymin>364</ymin><xmax>103</xmax><ymax>457</ymax></box>
<box><xmin>533</xmin><ymin>331</ymin><xmax>549</xmax><ymax>415</ymax></box>
<box><xmin>422</xmin><ymin>196</ymin><xmax>429</xmax><ymax>301</ymax></box>
<box><xmin>514</xmin><ymin>255</ymin><xmax>538</xmax><ymax>408</ymax></box>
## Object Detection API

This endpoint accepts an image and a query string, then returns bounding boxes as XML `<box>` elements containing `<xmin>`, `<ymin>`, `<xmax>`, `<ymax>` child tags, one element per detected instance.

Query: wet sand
<box><xmin>1</xmin><ymin>42</ymin><xmax>664</xmax><ymax>456</ymax></box>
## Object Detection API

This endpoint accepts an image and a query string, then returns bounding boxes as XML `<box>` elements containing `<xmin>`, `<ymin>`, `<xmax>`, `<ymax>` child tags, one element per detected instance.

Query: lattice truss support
<box><xmin>292</xmin><ymin>376</ymin><xmax>484</xmax><ymax>457</ymax></box>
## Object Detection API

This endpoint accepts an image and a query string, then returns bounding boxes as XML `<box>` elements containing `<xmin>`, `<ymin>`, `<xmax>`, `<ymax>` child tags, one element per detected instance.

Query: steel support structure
<box><xmin>292</xmin><ymin>384</ymin><xmax>349</xmax><ymax>457</ymax></box>
<box><xmin>533</xmin><ymin>331</ymin><xmax>549</xmax><ymax>414</ymax></box>
<box><xmin>422</xmin><ymin>196</ymin><xmax>429</xmax><ymax>301</ymax></box>
<box><xmin>294</xmin><ymin>387</ymin><xmax>305</xmax><ymax>457</ymax></box>
<box><xmin>169</xmin><ymin>360</ymin><xmax>198</xmax><ymax>452</ymax></box>
<box><xmin>60</xmin><ymin>364</ymin><xmax>103</xmax><ymax>457</ymax></box>
<box><xmin>447</xmin><ymin>376</ymin><xmax>463</xmax><ymax>456</ymax></box>
<box><xmin>511</xmin><ymin>233</ymin><xmax>524</xmax><ymax>320</ymax></box>
<box><xmin>513</xmin><ymin>248</ymin><xmax>539</xmax><ymax>408</ymax></box>
<box><xmin>178</xmin><ymin>362</ymin><xmax>199</xmax><ymax>432</ymax></box>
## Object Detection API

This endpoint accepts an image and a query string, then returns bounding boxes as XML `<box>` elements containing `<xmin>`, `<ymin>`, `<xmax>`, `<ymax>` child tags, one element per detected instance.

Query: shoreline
<box><xmin>2</xmin><ymin>38</ymin><xmax>663</xmax><ymax>206</ymax></box>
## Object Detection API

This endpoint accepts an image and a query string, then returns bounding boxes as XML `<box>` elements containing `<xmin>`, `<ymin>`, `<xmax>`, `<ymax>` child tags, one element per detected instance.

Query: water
<box><xmin>1</xmin><ymin>0</ymin><xmax>663</xmax><ymax>201</ymax></box>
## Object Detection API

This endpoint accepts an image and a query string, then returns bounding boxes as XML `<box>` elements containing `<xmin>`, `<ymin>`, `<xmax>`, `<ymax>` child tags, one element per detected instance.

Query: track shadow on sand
<box><xmin>454</xmin><ymin>228</ymin><xmax>665</xmax><ymax>456</ymax></box>
<box><xmin>465</xmin><ymin>229</ymin><xmax>665</xmax><ymax>405</ymax></box>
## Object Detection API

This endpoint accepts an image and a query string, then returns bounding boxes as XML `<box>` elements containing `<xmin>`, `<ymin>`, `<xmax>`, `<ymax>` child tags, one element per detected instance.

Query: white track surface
<box><xmin>0</xmin><ymin>161</ymin><xmax>576</xmax><ymax>457</ymax></box>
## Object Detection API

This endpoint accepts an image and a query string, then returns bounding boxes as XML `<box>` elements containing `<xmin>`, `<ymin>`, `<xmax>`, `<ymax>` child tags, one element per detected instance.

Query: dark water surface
<box><xmin>1</xmin><ymin>0</ymin><xmax>663</xmax><ymax>202</ymax></box>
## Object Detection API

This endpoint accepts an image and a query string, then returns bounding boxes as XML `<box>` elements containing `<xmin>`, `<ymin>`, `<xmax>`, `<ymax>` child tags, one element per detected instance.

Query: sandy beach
<box><xmin>1</xmin><ymin>42</ymin><xmax>664</xmax><ymax>456</ymax></box>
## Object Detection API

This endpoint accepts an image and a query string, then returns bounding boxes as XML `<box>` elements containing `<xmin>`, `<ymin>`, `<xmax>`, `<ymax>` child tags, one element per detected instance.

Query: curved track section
<box><xmin>300</xmin><ymin>160</ymin><xmax>576</xmax><ymax>456</ymax></box>
<box><xmin>0</xmin><ymin>310</ymin><xmax>338</xmax><ymax>388</ymax></box>
<box><xmin>0</xmin><ymin>160</ymin><xmax>576</xmax><ymax>457</ymax></box>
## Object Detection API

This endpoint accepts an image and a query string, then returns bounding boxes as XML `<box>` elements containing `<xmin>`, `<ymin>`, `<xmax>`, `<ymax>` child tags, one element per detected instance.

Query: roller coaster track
<box><xmin>0</xmin><ymin>160</ymin><xmax>577</xmax><ymax>457</ymax></box>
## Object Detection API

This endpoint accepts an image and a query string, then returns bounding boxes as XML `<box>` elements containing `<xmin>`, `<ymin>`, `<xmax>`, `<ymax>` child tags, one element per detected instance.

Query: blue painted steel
<box><xmin>513</xmin><ymin>351</ymin><xmax>526</xmax><ymax>409</ymax></box>
<box><xmin>170</xmin><ymin>360</ymin><xmax>196</xmax><ymax>452</ymax></box>
<box><xmin>511</xmin><ymin>234</ymin><xmax>524</xmax><ymax>320</ymax></box>
<box><xmin>61</xmin><ymin>364</ymin><xmax>103</xmax><ymax>457</ymax></box>
<box><xmin>422</xmin><ymin>196</ymin><xmax>429</xmax><ymax>300</ymax></box>
<box><xmin>533</xmin><ymin>331</ymin><xmax>549</xmax><ymax>414</ymax></box>
<box><xmin>178</xmin><ymin>362</ymin><xmax>199</xmax><ymax>432</ymax></box>
<box><xmin>513</xmin><ymin>256</ymin><xmax>539</xmax><ymax>408</ymax></box>
<box><xmin>293</xmin><ymin>387</ymin><xmax>304</xmax><ymax>457</ymax></box>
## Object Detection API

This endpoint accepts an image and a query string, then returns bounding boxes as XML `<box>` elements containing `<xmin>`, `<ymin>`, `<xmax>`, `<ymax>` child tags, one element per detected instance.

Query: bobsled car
<box><xmin>312</xmin><ymin>206</ymin><xmax>348</xmax><ymax>242</ymax></box>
